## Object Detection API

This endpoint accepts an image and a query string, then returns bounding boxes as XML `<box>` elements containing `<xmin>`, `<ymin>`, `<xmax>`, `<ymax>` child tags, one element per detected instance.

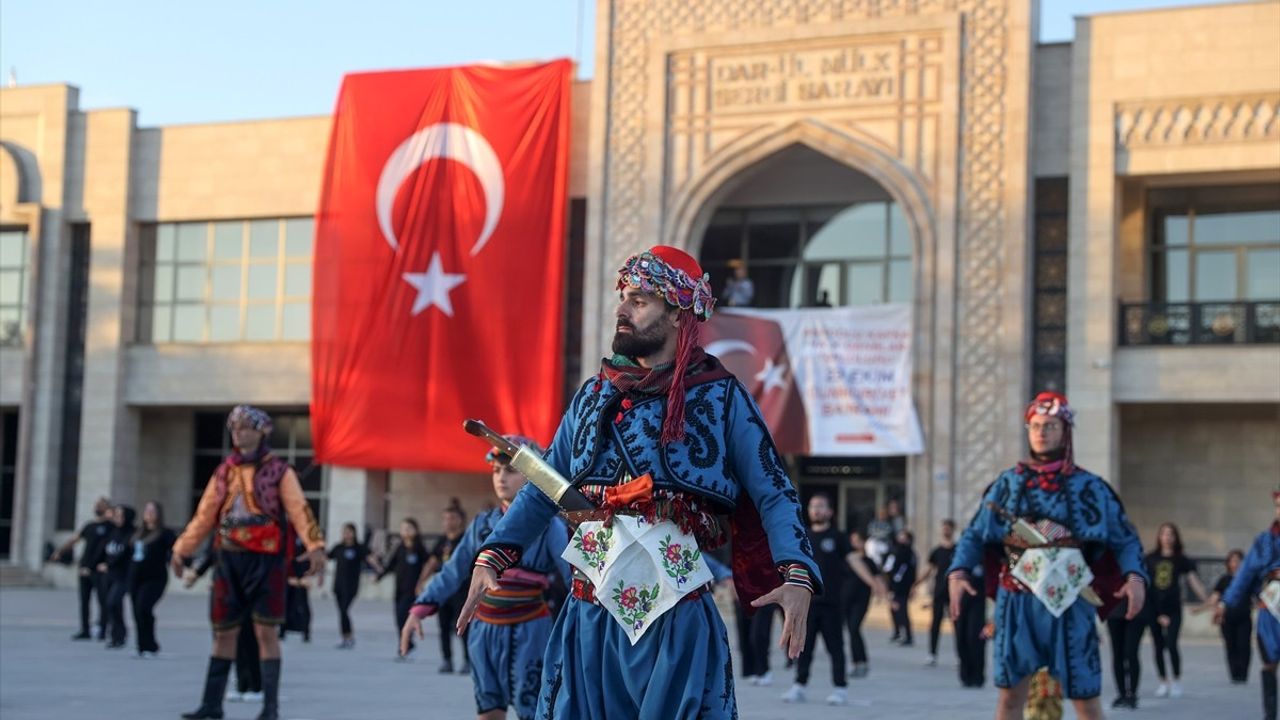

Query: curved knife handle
<box><xmin>463</xmin><ymin>419</ymin><xmax>520</xmax><ymax>456</ymax></box>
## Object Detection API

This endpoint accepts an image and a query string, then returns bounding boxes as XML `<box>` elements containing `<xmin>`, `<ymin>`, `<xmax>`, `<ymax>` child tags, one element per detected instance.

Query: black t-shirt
<box><xmin>1215</xmin><ymin>573</ymin><xmax>1251</xmax><ymax>622</ymax></box>
<box><xmin>842</xmin><ymin>554</ymin><xmax>881</xmax><ymax>605</ymax></box>
<box><xmin>807</xmin><ymin>526</ymin><xmax>853</xmax><ymax>604</ymax></box>
<box><xmin>381</xmin><ymin>540</ymin><xmax>429</xmax><ymax>600</ymax></box>
<box><xmin>102</xmin><ymin>527</ymin><xmax>135</xmax><ymax>580</ymax></box>
<box><xmin>79</xmin><ymin>520</ymin><xmax>112</xmax><ymax>568</ymax></box>
<box><xmin>1145</xmin><ymin>552</ymin><xmax>1196</xmax><ymax>616</ymax></box>
<box><xmin>928</xmin><ymin>545</ymin><xmax>956</xmax><ymax>599</ymax></box>
<box><xmin>329</xmin><ymin>543</ymin><xmax>370</xmax><ymax>595</ymax></box>
<box><xmin>129</xmin><ymin>528</ymin><xmax>176</xmax><ymax>583</ymax></box>
<box><xmin>883</xmin><ymin>543</ymin><xmax>918</xmax><ymax>594</ymax></box>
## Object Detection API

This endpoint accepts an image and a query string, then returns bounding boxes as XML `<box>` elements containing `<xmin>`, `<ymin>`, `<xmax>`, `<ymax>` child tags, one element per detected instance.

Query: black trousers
<box><xmin>437</xmin><ymin>594</ymin><xmax>469</xmax><ymax>662</ymax></box>
<box><xmin>105</xmin><ymin>575</ymin><xmax>129</xmax><ymax>645</ymax></box>
<box><xmin>796</xmin><ymin>602</ymin><xmax>846</xmax><ymax>687</ymax></box>
<box><xmin>1151</xmin><ymin>609</ymin><xmax>1184</xmax><ymax>679</ymax></box>
<box><xmin>732</xmin><ymin>601</ymin><xmax>754</xmax><ymax>677</ymax></box>
<box><xmin>335</xmin><ymin>589</ymin><xmax>355</xmax><ymax>637</ymax></box>
<box><xmin>955</xmin><ymin>591</ymin><xmax>986</xmax><ymax>687</ymax></box>
<box><xmin>129</xmin><ymin>576</ymin><xmax>167</xmax><ymax>653</ymax></box>
<box><xmin>845</xmin><ymin>596</ymin><xmax>870</xmax><ymax>664</ymax></box>
<box><xmin>745</xmin><ymin>603</ymin><xmax>777</xmax><ymax>676</ymax></box>
<box><xmin>891</xmin><ymin>590</ymin><xmax>912</xmax><ymax>642</ymax></box>
<box><xmin>394</xmin><ymin>594</ymin><xmax>414</xmax><ymax>649</ymax></box>
<box><xmin>1107</xmin><ymin>614</ymin><xmax>1145</xmax><ymax>697</ymax></box>
<box><xmin>1223</xmin><ymin>613</ymin><xmax>1253</xmax><ymax>682</ymax></box>
<box><xmin>236</xmin><ymin>621</ymin><xmax>262</xmax><ymax>693</ymax></box>
<box><xmin>928</xmin><ymin>593</ymin><xmax>949</xmax><ymax>655</ymax></box>
<box><xmin>77</xmin><ymin>570</ymin><xmax>107</xmax><ymax>635</ymax></box>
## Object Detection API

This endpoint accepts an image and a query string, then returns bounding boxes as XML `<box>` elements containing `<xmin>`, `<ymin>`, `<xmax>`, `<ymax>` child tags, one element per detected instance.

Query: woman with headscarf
<box><xmin>129</xmin><ymin>500</ymin><xmax>176</xmax><ymax>657</ymax></box>
<box><xmin>98</xmin><ymin>504</ymin><xmax>136</xmax><ymax>649</ymax></box>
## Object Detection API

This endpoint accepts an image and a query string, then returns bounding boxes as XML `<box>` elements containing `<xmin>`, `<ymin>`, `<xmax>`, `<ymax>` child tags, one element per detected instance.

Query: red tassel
<box><xmin>661</xmin><ymin>313</ymin><xmax>699</xmax><ymax>445</ymax></box>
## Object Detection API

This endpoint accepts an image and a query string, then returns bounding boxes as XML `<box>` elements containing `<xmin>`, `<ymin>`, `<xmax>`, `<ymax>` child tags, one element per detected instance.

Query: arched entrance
<box><xmin>684</xmin><ymin>137</ymin><xmax>934</xmax><ymax>538</ymax></box>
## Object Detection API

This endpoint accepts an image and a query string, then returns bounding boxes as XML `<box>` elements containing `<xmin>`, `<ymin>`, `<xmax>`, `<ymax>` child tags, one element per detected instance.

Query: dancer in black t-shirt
<box><xmin>883</xmin><ymin>529</ymin><xmax>918</xmax><ymax>646</ymax></box>
<box><xmin>374</xmin><ymin>517</ymin><xmax>431</xmax><ymax>659</ymax></box>
<box><xmin>425</xmin><ymin>501</ymin><xmax>470</xmax><ymax>673</ymax></box>
<box><xmin>1200</xmin><ymin>549</ymin><xmax>1251</xmax><ymax>684</ymax></box>
<box><xmin>128</xmin><ymin>501</ymin><xmax>176</xmax><ymax>656</ymax></box>
<box><xmin>782</xmin><ymin>493</ymin><xmax>861</xmax><ymax>706</ymax></box>
<box><xmin>98</xmin><ymin>505</ymin><xmax>136</xmax><ymax>649</ymax></box>
<box><xmin>51</xmin><ymin>496</ymin><xmax>113</xmax><ymax>641</ymax></box>
<box><xmin>913</xmin><ymin>519</ymin><xmax>957</xmax><ymax>666</ymax></box>
<box><xmin>328</xmin><ymin>523</ymin><xmax>373</xmax><ymax>649</ymax></box>
<box><xmin>1145</xmin><ymin>522</ymin><xmax>1210</xmax><ymax>699</ymax></box>
<box><xmin>843</xmin><ymin>530</ymin><xmax>887</xmax><ymax>680</ymax></box>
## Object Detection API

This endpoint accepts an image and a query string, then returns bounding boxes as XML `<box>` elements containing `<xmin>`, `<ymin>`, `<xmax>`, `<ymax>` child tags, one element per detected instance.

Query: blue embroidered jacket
<box><xmin>948</xmin><ymin>466</ymin><xmax>1148</xmax><ymax>583</ymax></box>
<box><xmin>480</xmin><ymin>375</ymin><xmax>822</xmax><ymax>592</ymax></box>
<box><xmin>414</xmin><ymin>507</ymin><xmax>569</xmax><ymax>607</ymax></box>
<box><xmin>1223</xmin><ymin>526</ymin><xmax>1280</xmax><ymax>610</ymax></box>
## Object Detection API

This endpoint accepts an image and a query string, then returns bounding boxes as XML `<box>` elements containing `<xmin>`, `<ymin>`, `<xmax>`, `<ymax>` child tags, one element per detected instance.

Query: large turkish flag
<box><xmin>312</xmin><ymin>61</ymin><xmax>572</xmax><ymax>471</ymax></box>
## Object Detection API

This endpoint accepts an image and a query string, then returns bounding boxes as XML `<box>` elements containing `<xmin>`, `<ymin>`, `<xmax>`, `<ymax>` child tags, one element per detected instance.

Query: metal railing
<box><xmin>1119</xmin><ymin>300</ymin><xmax>1280</xmax><ymax>346</ymax></box>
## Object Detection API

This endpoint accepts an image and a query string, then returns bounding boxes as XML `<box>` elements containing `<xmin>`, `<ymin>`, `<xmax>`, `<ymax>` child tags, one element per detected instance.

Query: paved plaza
<box><xmin>0</xmin><ymin>587</ymin><xmax>1258</xmax><ymax>719</ymax></box>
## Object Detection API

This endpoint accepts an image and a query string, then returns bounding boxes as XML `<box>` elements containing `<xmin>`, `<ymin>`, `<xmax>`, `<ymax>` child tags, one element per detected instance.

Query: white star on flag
<box><xmin>403</xmin><ymin>252</ymin><xmax>466</xmax><ymax>316</ymax></box>
<box><xmin>754</xmin><ymin>357</ymin><xmax>789</xmax><ymax>393</ymax></box>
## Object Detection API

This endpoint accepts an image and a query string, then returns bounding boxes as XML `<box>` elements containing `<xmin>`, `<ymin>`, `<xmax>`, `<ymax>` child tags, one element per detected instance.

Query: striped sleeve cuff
<box><xmin>475</xmin><ymin>546</ymin><xmax>521</xmax><ymax>575</ymax></box>
<box><xmin>779</xmin><ymin>563</ymin><xmax>816</xmax><ymax>593</ymax></box>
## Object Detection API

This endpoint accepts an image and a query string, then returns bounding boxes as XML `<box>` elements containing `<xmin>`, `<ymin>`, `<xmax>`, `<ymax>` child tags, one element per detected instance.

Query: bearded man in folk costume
<box><xmin>947</xmin><ymin>391</ymin><xmax>1147</xmax><ymax>720</ymax></box>
<box><xmin>1218</xmin><ymin>490</ymin><xmax>1280</xmax><ymax>720</ymax></box>
<box><xmin>400</xmin><ymin>436</ymin><xmax>570</xmax><ymax>720</ymax></box>
<box><xmin>171</xmin><ymin>405</ymin><xmax>326</xmax><ymax>720</ymax></box>
<box><xmin>455</xmin><ymin>245</ymin><xmax>821</xmax><ymax>719</ymax></box>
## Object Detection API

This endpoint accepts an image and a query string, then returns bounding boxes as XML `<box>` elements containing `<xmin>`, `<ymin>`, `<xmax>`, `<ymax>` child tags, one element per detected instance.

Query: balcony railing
<box><xmin>1119</xmin><ymin>300</ymin><xmax>1280</xmax><ymax>346</ymax></box>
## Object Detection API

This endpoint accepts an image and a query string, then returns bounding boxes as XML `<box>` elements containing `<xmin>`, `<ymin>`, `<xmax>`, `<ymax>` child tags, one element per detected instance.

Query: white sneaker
<box><xmin>241</xmin><ymin>690</ymin><xmax>264</xmax><ymax>703</ymax></box>
<box><xmin>1154</xmin><ymin>682</ymin><xmax>1170</xmax><ymax>698</ymax></box>
<box><xmin>1169</xmin><ymin>681</ymin><xmax>1183</xmax><ymax>698</ymax></box>
<box><xmin>743</xmin><ymin>674</ymin><xmax>758</xmax><ymax>686</ymax></box>
<box><xmin>781</xmin><ymin>684</ymin><xmax>806</xmax><ymax>703</ymax></box>
<box><xmin>825</xmin><ymin>688</ymin><xmax>848</xmax><ymax>706</ymax></box>
<box><xmin>755</xmin><ymin>671</ymin><xmax>773</xmax><ymax>687</ymax></box>
<box><xmin>925</xmin><ymin>654</ymin><xmax>937</xmax><ymax>667</ymax></box>
<box><xmin>225</xmin><ymin>690</ymin><xmax>244</xmax><ymax>703</ymax></box>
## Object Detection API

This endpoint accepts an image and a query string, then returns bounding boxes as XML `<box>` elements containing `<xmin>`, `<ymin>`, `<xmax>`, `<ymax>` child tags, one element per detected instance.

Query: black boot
<box><xmin>257</xmin><ymin>658</ymin><xmax>281</xmax><ymax>720</ymax></box>
<box><xmin>1264</xmin><ymin>669</ymin><xmax>1277</xmax><ymax>720</ymax></box>
<box><xmin>182</xmin><ymin>657</ymin><xmax>231</xmax><ymax>719</ymax></box>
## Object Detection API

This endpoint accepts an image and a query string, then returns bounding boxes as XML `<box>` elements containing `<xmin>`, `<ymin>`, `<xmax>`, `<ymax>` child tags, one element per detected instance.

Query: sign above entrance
<box><xmin>708</xmin><ymin>42</ymin><xmax>901</xmax><ymax>112</ymax></box>
<box><xmin>704</xmin><ymin>305</ymin><xmax>923</xmax><ymax>457</ymax></box>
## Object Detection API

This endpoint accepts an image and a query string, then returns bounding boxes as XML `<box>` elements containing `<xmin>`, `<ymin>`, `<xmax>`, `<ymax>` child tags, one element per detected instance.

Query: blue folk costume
<box><xmin>1221</xmin><ymin>506</ymin><xmax>1280</xmax><ymax>720</ymax></box>
<box><xmin>410</xmin><ymin>436</ymin><xmax>570</xmax><ymax>720</ymax></box>
<box><xmin>947</xmin><ymin>391</ymin><xmax>1147</xmax><ymax>700</ymax></box>
<box><xmin>472</xmin><ymin>246</ymin><xmax>821</xmax><ymax>720</ymax></box>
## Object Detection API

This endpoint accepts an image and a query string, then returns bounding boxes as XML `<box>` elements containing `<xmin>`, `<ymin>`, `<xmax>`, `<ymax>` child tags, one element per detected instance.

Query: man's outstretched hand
<box><xmin>751</xmin><ymin>584</ymin><xmax>812</xmax><ymax>660</ymax></box>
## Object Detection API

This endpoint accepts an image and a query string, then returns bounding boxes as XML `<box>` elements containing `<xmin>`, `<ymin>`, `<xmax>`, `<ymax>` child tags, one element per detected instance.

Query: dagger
<box><xmin>463</xmin><ymin>419</ymin><xmax>595</xmax><ymax>511</ymax></box>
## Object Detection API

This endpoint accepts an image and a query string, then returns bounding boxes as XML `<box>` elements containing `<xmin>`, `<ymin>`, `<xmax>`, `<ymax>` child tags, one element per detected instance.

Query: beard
<box><xmin>611</xmin><ymin>318</ymin><xmax>669</xmax><ymax>358</ymax></box>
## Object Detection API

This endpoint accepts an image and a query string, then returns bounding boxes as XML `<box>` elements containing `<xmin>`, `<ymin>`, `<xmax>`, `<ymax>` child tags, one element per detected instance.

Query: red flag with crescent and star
<box><xmin>312</xmin><ymin>60</ymin><xmax>572</xmax><ymax>471</ymax></box>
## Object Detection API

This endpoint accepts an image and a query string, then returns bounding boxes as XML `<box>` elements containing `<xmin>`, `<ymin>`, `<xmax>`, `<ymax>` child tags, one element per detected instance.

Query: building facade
<box><xmin>2</xmin><ymin>0</ymin><xmax>1277</xmax><ymax>580</ymax></box>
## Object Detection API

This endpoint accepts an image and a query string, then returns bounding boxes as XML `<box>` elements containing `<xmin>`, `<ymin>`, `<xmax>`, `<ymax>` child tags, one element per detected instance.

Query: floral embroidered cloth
<box><xmin>1010</xmin><ymin>546</ymin><xmax>1094</xmax><ymax>618</ymax></box>
<box><xmin>562</xmin><ymin>516</ymin><xmax>712</xmax><ymax>644</ymax></box>
<box><xmin>1261</xmin><ymin>579</ymin><xmax>1280</xmax><ymax>622</ymax></box>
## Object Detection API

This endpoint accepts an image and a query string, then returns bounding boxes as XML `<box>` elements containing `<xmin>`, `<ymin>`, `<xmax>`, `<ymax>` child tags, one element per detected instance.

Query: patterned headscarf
<box><xmin>485</xmin><ymin>434</ymin><xmax>544</xmax><ymax>465</ymax></box>
<box><xmin>614</xmin><ymin>246</ymin><xmax>715</xmax><ymax>444</ymax></box>
<box><xmin>1024</xmin><ymin>391</ymin><xmax>1074</xmax><ymax>426</ymax></box>
<box><xmin>1021</xmin><ymin>391</ymin><xmax>1075</xmax><ymax>485</ymax></box>
<box><xmin>226</xmin><ymin>405</ymin><xmax>273</xmax><ymax>435</ymax></box>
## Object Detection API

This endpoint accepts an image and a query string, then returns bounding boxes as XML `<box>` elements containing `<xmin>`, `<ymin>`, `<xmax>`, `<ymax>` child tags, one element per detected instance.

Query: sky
<box><xmin>0</xmin><ymin>0</ymin><xmax>1238</xmax><ymax>126</ymax></box>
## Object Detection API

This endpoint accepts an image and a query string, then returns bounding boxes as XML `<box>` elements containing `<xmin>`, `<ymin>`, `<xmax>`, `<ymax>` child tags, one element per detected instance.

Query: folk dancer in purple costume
<box><xmin>455</xmin><ymin>245</ymin><xmax>822</xmax><ymax>719</ymax></box>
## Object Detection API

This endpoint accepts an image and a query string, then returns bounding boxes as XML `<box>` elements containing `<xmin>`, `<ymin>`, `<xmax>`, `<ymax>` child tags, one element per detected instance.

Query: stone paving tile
<box><xmin>0</xmin><ymin>588</ymin><xmax>1258</xmax><ymax>719</ymax></box>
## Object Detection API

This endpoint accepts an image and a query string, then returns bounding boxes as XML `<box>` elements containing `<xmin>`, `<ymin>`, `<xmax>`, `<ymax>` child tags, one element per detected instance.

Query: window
<box><xmin>699</xmin><ymin>202</ymin><xmax>912</xmax><ymax>309</ymax></box>
<box><xmin>1150</xmin><ymin>186</ymin><xmax>1280</xmax><ymax>303</ymax></box>
<box><xmin>0</xmin><ymin>228</ymin><xmax>29</xmax><ymax>347</ymax></box>
<box><xmin>192</xmin><ymin>410</ymin><xmax>324</xmax><ymax>521</ymax></box>
<box><xmin>139</xmin><ymin>218</ymin><xmax>313</xmax><ymax>343</ymax></box>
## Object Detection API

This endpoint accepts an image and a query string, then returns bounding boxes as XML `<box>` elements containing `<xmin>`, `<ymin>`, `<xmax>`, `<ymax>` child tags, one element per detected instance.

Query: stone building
<box><xmin>2</xmin><ymin>0</ymin><xmax>1277</xmax><ymax>580</ymax></box>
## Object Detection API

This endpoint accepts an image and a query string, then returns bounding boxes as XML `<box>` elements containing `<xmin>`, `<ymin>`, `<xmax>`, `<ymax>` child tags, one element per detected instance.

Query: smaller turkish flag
<box><xmin>703</xmin><ymin>311</ymin><xmax>809</xmax><ymax>454</ymax></box>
